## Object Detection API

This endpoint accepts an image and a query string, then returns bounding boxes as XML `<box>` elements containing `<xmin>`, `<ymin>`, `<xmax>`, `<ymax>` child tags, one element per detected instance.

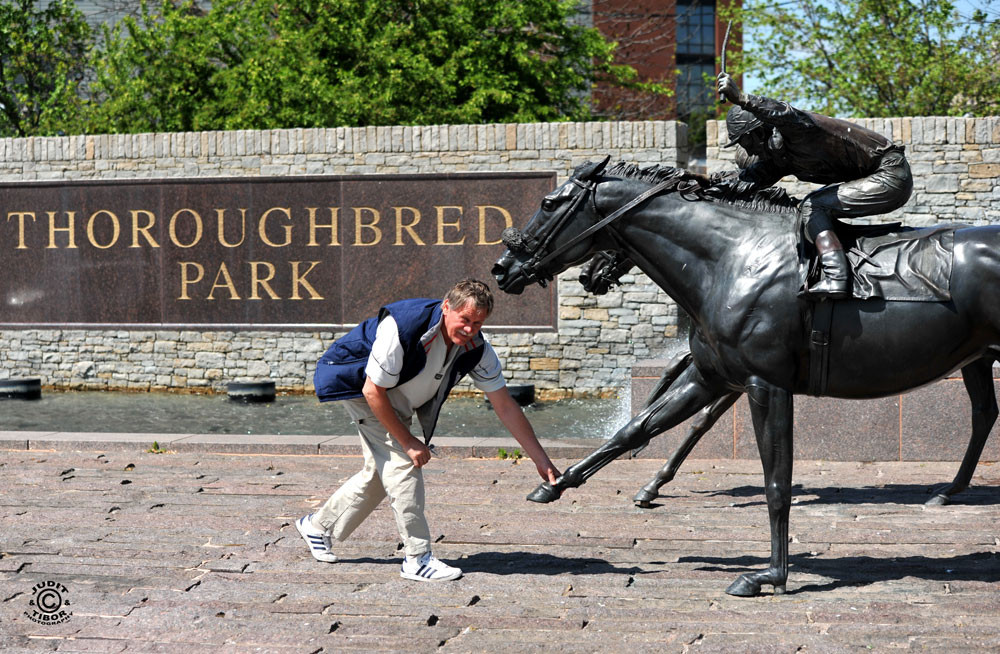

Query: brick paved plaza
<box><xmin>2</xmin><ymin>436</ymin><xmax>1000</xmax><ymax>653</ymax></box>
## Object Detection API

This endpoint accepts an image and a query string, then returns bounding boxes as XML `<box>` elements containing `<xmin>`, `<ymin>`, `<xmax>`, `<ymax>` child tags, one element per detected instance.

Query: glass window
<box><xmin>677</xmin><ymin>62</ymin><xmax>716</xmax><ymax>114</ymax></box>
<box><xmin>675</xmin><ymin>0</ymin><xmax>716</xmax><ymax>116</ymax></box>
<box><xmin>676</xmin><ymin>1</ymin><xmax>715</xmax><ymax>57</ymax></box>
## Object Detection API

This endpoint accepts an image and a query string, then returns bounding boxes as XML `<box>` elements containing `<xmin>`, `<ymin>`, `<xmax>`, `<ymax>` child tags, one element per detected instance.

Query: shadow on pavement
<box><xmin>666</xmin><ymin>483</ymin><xmax>1000</xmax><ymax>507</ymax></box>
<box><xmin>685</xmin><ymin>550</ymin><xmax>1000</xmax><ymax>594</ymax></box>
<box><xmin>335</xmin><ymin>552</ymin><xmax>641</xmax><ymax>576</ymax></box>
<box><xmin>452</xmin><ymin>551</ymin><xmax>642</xmax><ymax>576</ymax></box>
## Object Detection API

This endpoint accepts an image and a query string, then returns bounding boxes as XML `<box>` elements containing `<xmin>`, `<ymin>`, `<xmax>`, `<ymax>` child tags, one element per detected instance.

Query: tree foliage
<box><xmin>720</xmin><ymin>0</ymin><xmax>1000</xmax><ymax>117</ymax></box>
<box><xmin>87</xmin><ymin>0</ymin><xmax>660</xmax><ymax>133</ymax></box>
<box><xmin>0</xmin><ymin>0</ymin><xmax>91</xmax><ymax>136</ymax></box>
<box><xmin>88</xmin><ymin>0</ymin><xmax>251</xmax><ymax>133</ymax></box>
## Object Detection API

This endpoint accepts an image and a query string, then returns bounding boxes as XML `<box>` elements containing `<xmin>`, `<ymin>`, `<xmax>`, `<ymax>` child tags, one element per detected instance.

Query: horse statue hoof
<box><xmin>726</xmin><ymin>573</ymin><xmax>785</xmax><ymax>597</ymax></box>
<box><xmin>725</xmin><ymin>574</ymin><xmax>762</xmax><ymax>597</ymax></box>
<box><xmin>925</xmin><ymin>493</ymin><xmax>950</xmax><ymax>506</ymax></box>
<box><xmin>633</xmin><ymin>488</ymin><xmax>657</xmax><ymax>508</ymax></box>
<box><xmin>527</xmin><ymin>482</ymin><xmax>562</xmax><ymax>503</ymax></box>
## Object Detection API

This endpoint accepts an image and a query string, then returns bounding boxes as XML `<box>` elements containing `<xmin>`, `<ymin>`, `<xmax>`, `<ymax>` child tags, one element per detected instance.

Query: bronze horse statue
<box><xmin>492</xmin><ymin>156</ymin><xmax>1000</xmax><ymax>596</ymax></box>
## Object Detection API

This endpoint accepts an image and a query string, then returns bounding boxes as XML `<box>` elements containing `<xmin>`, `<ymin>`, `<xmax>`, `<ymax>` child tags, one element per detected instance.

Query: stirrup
<box><xmin>806</xmin><ymin>277</ymin><xmax>849</xmax><ymax>299</ymax></box>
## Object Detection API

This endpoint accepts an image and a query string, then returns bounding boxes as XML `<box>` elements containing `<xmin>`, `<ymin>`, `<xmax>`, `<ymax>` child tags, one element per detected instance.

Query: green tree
<box><xmin>88</xmin><ymin>0</ymin><xmax>250</xmax><ymax>133</ymax></box>
<box><xmin>89</xmin><ymin>0</ymin><xmax>664</xmax><ymax>133</ymax></box>
<box><xmin>0</xmin><ymin>0</ymin><xmax>92</xmax><ymax>137</ymax></box>
<box><xmin>720</xmin><ymin>0</ymin><xmax>1000</xmax><ymax>117</ymax></box>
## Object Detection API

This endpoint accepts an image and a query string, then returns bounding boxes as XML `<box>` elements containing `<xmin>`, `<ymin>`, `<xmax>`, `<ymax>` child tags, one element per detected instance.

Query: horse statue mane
<box><xmin>595</xmin><ymin>160</ymin><xmax>801</xmax><ymax>215</ymax></box>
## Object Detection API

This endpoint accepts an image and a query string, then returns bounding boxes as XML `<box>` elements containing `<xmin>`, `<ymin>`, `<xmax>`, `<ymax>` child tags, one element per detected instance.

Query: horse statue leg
<box><xmin>527</xmin><ymin>363</ymin><xmax>725</xmax><ymax>503</ymax></box>
<box><xmin>927</xmin><ymin>356</ymin><xmax>999</xmax><ymax>505</ymax></box>
<box><xmin>628</xmin><ymin>350</ymin><xmax>694</xmax><ymax>459</ymax></box>
<box><xmin>726</xmin><ymin>377</ymin><xmax>793</xmax><ymax>597</ymax></box>
<box><xmin>634</xmin><ymin>392</ymin><xmax>741</xmax><ymax>507</ymax></box>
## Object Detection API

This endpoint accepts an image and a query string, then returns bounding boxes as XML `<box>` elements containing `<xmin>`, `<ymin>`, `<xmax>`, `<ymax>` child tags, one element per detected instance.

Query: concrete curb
<box><xmin>0</xmin><ymin>430</ymin><xmax>600</xmax><ymax>458</ymax></box>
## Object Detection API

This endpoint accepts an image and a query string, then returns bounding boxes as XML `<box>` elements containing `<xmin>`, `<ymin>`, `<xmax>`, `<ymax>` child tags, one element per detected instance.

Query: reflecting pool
<box><xmin>0</xmin><ymin>391</ymin><xmax>629</xmax><ymax>439</ymax></box>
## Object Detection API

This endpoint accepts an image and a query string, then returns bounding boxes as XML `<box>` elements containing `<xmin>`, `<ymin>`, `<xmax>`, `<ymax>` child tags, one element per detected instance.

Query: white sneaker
<box><xmin>295</xmin><ymin>514</ymin><xmax>337</xmax><ymax>563</ymax></box>
<box><xmin>400</xmin><ymin>552</ymin><xmax>462</xmax><ymax>582</ymax></box>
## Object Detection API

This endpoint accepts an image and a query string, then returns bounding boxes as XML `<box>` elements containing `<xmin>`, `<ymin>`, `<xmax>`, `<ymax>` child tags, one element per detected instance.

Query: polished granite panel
<box><xmin>337</xmin><ymin>174</ymin><xmax>556</xmax><ymax>328</ymax></box>
<box><xmin>900</xmin><ymin>378</ymin><xmax>1000</xmax><ymax>462</ymax></box>
<box><xmin>733</xmin><ymin>394</ymin><xmax>901</xmax><ymax>462</ymax></box>
<box><xmin>159</xmin><ymin>178</ymin><xmax>346</xmax><ymax>326</ymax></box>
<box><xmin>2</xmin><ymin>181</ymin><xmax>162</xmax><ymax>324</ymax></box>
<box><xmin>0</xmin><ymin>173</ymin><xmax>555</xmax><ymax>328</ymax></box>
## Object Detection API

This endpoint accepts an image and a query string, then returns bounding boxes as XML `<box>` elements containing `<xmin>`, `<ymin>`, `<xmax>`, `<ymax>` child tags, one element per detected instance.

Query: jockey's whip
<box><xmin>719</xmin><ymin>19</ymin><xmax>733</xmax><ymax>103</ymax></box>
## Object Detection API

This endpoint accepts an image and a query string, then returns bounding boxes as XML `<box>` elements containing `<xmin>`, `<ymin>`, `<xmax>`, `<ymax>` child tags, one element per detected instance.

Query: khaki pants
<box><xmin>311</xmin><ymin>398</ymin><xmax>431</xmax><ymax>557</ymax></box>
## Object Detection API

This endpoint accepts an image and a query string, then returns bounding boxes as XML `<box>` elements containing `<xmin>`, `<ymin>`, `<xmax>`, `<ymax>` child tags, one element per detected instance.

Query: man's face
<box><xmin>440</xmin><ymin>299</ymin><xmax>488</xmax><ymax>347</ymax></box>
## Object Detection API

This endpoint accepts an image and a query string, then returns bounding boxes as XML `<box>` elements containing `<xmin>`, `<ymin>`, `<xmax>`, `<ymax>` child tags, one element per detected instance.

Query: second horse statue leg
<box><xmin>528</xmin><ymin>363</ymin><xmax>726</xmax><ymax>503</ymax></box>
<box><xmin>927</xmin><ymin>356</ymin><xmax>999</xmax><ymax>505</ymax></box>
<box><xmin>633</xmin><ymin>391</ymin><xmax>742</xmax><ymax>507</ymax></box>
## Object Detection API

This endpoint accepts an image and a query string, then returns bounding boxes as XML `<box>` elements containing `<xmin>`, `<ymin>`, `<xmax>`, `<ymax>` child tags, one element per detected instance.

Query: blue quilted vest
<box><xmin>313</xmin><ymin>298</ymin><xmax>486</xmax><ymax>441</ymax></box>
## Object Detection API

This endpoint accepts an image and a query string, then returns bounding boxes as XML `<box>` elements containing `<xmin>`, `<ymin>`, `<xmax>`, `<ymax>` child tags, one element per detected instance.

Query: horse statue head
<box><xmin>492</xmin><ymin>156</ymin><xmax>741</xmax><ymax>296</ymax></box>
<box><xmin>492</xmin><ymin>155</ymin><xmax>614</xmax><ymax>294</ymax></box>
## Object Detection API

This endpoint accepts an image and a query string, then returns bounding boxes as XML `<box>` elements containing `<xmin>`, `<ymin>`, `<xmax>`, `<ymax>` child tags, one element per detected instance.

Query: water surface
<box><xmin>0</xmin><ymin>391</ymin><xmax>628</xmax><ymax>439</ymax></box>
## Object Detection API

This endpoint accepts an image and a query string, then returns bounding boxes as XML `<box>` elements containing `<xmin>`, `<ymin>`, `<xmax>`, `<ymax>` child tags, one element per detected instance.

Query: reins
<box><xmin>531</xmin><ymin>177</ymin><xmax>677</xmax><ymax>271</ymax></box>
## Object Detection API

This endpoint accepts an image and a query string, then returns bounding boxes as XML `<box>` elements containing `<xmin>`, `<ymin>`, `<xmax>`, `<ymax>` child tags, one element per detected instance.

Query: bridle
<box><xmin>499</xmin><ymin>174</ymin><xmax>676</xmax><ymax>288</ymax></box>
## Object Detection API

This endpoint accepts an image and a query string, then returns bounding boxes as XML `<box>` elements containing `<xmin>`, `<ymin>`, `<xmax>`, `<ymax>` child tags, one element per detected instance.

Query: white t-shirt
<box><xmin>365</xmin><ymin>315</ymin><xmax>505</xmax><ymax>418</ymax></box>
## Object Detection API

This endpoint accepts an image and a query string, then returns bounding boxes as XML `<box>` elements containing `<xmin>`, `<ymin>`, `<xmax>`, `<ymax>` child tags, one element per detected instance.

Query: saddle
<box><xmin>803</xmin><ymin>220</ymin><xmax>958</xmax><ymax>302</ymax></box>
<box><xmin>803</xmin><ymin>220</ymin><xmax>961</xmax><ymax>396</ymax></box>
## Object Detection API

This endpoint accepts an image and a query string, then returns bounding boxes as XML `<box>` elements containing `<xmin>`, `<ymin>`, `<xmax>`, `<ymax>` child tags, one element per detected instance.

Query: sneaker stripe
<box><xmin>297</xmin><ymin>514</ymin><xmax>337</xmax><ymax>563</ymax></box>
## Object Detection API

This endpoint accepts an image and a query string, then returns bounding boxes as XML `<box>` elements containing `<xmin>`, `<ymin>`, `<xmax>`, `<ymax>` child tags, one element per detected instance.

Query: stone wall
<box><xmin>0</xmin><ymin>122</ymin><xmax>688</xmax><ymax>396</ymax></box>
<box><xmin>2</xmin><ymin>116</ymin><xmax>998</xmax><ymax>398</ymax></box>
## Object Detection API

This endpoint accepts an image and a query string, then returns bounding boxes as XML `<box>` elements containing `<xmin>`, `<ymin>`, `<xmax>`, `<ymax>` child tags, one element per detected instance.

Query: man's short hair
<box><xmin>445</xmin><ymin>279</ymin><xmax>494</xmax><ymax>316</ymax></box>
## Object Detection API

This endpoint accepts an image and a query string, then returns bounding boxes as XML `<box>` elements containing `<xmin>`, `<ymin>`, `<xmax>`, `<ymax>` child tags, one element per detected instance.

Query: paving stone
<box><xmin>2</xmin><ymin>450</ymin><xmax>1000</xmax><ymax>651</ymax></box>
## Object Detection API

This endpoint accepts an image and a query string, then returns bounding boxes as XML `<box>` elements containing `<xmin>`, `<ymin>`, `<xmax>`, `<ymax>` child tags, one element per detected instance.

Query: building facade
<box><xmin>588</xmin><ymin>0</ymin><xmax>739</xmax><ymax>123</ymax></box>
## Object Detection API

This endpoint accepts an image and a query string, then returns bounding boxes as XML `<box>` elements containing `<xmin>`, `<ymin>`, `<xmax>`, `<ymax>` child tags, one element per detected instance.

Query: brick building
<box><xmin>586</xmin><ymin>0</ymin><xmax>739</xmax><ymax>123</ymax></box>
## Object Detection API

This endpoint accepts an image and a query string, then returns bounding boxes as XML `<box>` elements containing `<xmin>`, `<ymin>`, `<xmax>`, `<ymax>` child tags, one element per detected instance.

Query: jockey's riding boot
<box><xmin>809</xmin><ymin>230</ymin><xmax>850</xmax><ymax>299</ymax></box>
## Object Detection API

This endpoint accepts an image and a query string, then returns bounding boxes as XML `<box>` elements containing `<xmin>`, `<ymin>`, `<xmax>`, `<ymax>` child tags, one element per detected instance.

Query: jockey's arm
<box><xmin>711</xmin><ymin>159</ymin><xmax>784</xmax><ymax>196</ymax></box>
<box><xmin>720</xmin><ymin>72</ymin><xmax>813</xmax><ymax>131</ymax></box>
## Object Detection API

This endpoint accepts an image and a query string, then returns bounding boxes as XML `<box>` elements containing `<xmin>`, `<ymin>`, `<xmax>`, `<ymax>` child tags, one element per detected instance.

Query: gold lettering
<box><xmin>86</xmin><ymin>210</ymin><xmax>121</xmax><ymax>249</ymax></box>
<box><xmin>477</xmin><ymin>205</ymin><xmax>513</xmax><ymax>245</ymax></box>
<box><xmin>393</xmin><ymin>207</ymin><xmax>425</xmax><ymax>246</ymax></box>
<box><xmin>290</xmin><ymin>261</ymin><xmax>323</xmax><ymax>300</ymax></box>
<box><xmin>249</xmin><ymin>261</ymin><xmax>280</xmax><ymax>300</ymax></box>
<box><xmin>6</xmin><ymin>212</ymin><xmax>35</xmax><ymax>249</ymax></box>
<box><xmin>259</xmin><ymin>207</ymin><xmax>292</xmax><ymax>247</ymax></box>
<box><xmin>177</xmin><ymin>262</ymin><xmax>204</xmax><ymax>300</ymax></box>
<box><xmin>46</xmin><ymin>211</ymin><xmax>77</xmax><ymax>249</ymax></box>
<box><xmin>216</xmin><ymin>209</ymin><xmax>247</xmax><ymax>248</ymax></box>
<box><xmin>354</xmin><ymin>207</ymin><xmax>382</xmax><ymax>246</ymax></box>
<box><xmin>169</xmin><ymin>209</ymin><xmax>203</xmax><ymax>248</ymax></box>
<box><xmin>207</xmin><ymin>262</ymin><xmax>240</xmax><ymax>300</ymax></box>
<box><xmin>130</xmin><ymin>210</ymin><xmax>159</xmax><ymax>248</ymax></box>
<box><xmin>307</xmin><ymin>207</ymin><xmax>340</xmax><ymax>246</ymax></box>
<box><xmin>435</xmin><ymin>206</ymin><xmax>464</xmax><ymax>245</ymax></box>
